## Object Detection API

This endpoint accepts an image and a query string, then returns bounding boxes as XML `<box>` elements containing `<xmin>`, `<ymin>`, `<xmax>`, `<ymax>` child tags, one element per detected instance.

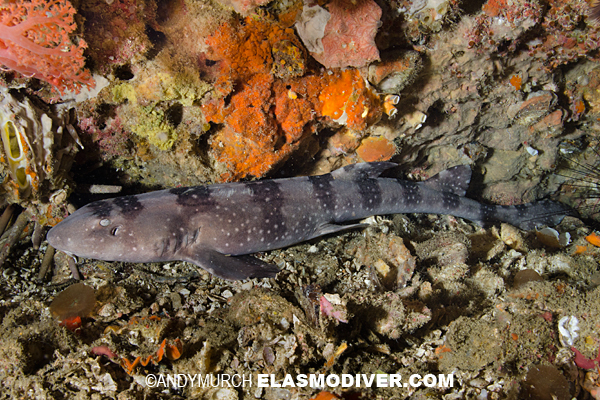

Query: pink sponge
<box><xmin>311</xmin><ymin>0</ymin><xmax>381</xmax><ymax>69</ymax></box>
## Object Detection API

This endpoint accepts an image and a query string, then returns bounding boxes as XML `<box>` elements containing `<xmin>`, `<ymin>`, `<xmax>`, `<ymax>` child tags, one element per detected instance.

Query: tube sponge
<box><xmin>0</xmin><ymin>119</ymin><xmax>30</xmax><ymax>191</ymax></box>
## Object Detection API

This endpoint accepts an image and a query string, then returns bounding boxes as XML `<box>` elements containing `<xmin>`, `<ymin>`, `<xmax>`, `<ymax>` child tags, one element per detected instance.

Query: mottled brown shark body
<box><xmin>47</xmin><ymin>162</ymin><xmax>572</xmax><ymax>280</ymax></box>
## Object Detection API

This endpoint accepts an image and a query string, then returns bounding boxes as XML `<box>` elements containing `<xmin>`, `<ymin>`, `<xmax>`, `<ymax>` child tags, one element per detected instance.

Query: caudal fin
<box><xmin>490</xmin><ymin>199</ymin><xmax>577</xmax><ymax>230</ymax></box>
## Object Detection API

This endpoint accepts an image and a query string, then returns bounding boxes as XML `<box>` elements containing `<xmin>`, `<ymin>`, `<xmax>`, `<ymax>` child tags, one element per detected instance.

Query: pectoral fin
<box><xmin>183</xmin><ymin>248</ymin><xmax>279</xmax><ymax>280</ymax></box>
<box><xmin>309</xmin><ymin>222</ymin><xmax>369</xmax><ymax>239</ymax></box>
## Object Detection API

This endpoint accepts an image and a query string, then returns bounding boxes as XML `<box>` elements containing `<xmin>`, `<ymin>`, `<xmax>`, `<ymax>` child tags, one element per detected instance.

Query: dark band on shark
<box><xmin>248</xmin><ymin>180</ymin><xmax>288</xmax><ymax>238</ymax></box>
<box><xmin>88</xmin><ymin>200</ymin><xmax>113</xmax><ymax>219</ymax></box>
<box><xmin>113</xmin><ymin>195</ymin><xmax>144</xmax><ymax>218</ymax></box>
<box><xmin>87</xmin><ymin>195</ymin><xmax>144</xmax><ymax>220</ymax></box>
<box><xmin>248</xmin><ymin>180</ymin><xmax>281</xmax><ymax>203</ymax></box>
<box><xmin>356</xmin><ymin>178</ymin><xmax>383</xmax><ymax>211</ymax></box>
<box><xmin>308</xmin><ymin>174</ymin><xmax>337</xmax><ymax>211</ymax></box>
<box><xmin>441</xmin><ymin>192</ymin><xmax>460</xmax><ymax>211</ymax></box>
<box><xmin>170</xmin><ymin>186</ymin><xmax>217</xmax><ymax>207</ymax></box>
<box><xmin>403</xmin><ymin>181</ymin><xmax>423</xmax><ymax>206</ymax></box>
<box><xmin>481</xmin><ymin>203</ymin><xmax>499</xmax><ymax>223</ymax></box>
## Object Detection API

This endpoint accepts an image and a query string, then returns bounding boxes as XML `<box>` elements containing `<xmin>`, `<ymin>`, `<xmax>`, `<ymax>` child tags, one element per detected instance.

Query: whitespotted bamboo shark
<box><xmin>47</xmin><ymin>162</ymin><xmax>573</xmax><ymax>280</ymax></box>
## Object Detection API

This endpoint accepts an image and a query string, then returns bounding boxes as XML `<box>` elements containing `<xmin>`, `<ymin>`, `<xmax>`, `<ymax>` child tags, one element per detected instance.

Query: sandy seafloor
<box><xmin>4</xmin><ymin>211</ymin><xmax>600</xmax><ymax>400</ymax></box>
<box><xmin>1</xmin><ymin>0</ymin><xmax>600</xmax><ymax>398</ymax></box>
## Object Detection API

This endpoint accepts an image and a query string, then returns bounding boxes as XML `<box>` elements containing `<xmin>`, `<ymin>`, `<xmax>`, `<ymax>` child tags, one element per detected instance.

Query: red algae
<box><xmin>91</xmin><ymin>345</ymin><xmax>118</xmax><ymax>360</ymax></box>
<box><xmin>59</xmin><ymin>316</ymin><xmax>82</xmax><ymax>333</ymax></box>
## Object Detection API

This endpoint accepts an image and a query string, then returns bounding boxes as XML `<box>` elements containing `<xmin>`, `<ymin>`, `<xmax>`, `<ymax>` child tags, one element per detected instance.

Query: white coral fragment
<box><xmin>558</xmin><ymin>315</ymin><xmax>579</xmax><ymax>346</ymax></box>
<box><xmin>536</xmin><ymin>227</ymin><xmax>571</xmax><ymax>248</ymax></box>
<box><xmin>295</xmin><ymin>4</ymin><xmax>331</xmax><ymax>54</ymax></box>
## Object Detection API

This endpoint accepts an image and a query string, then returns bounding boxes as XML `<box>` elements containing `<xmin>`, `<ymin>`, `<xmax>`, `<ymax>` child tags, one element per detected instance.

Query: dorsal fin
<box><xmin>331</xmin><ymin>162</ymin><xmax>398</xmax><ymax>180</ymax></box>
<box><xmin>421</xmin><ymin>165</ymin><xmax>472</xmax><ymax>196</ymax></box>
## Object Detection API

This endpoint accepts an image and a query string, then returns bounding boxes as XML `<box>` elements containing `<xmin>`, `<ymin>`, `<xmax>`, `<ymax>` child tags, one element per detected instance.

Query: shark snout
<box><xmin>46</xmin><ymin>214</ymin><xmax>85</xmax><ymax>255</ymax></box>
<box><xmin>46</xmin><ymin>222</ymin><xmax>69</xmax><ymax>250</ymax></box>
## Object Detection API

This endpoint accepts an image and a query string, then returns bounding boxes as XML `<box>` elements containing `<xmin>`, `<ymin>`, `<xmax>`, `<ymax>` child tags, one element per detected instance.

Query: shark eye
<box><xmin>110</xmin><ymin>226</ymin><xmax>121</xmax><ymax>236</ymax></box>
<box><xmin>99</xmin><ymin>219</ymin><xmax>111</xmax><ymax>226</ymax></box>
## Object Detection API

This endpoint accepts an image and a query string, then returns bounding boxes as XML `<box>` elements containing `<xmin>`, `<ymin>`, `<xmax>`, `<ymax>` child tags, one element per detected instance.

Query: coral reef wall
<box><xmin>0</xmin><ymin>0</ymin><xmax>598</xmax><ymax>208</ymax></box>
<box><xmin>53</xmin><ymin>0</ymin><xmax>599</xmax><ymax>196</ymax></box>
<box><xmin>3</xmin><ymin>0</ymin><xmax>600</xmax><ymax>208</ymax></box>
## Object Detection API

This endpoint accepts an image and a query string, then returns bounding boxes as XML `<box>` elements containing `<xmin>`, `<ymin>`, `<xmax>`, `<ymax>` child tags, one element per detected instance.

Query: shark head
<box><xmin>47</xmin><ymin>196</ymin><xmax>156</xmax><ymax>262</ymax></box>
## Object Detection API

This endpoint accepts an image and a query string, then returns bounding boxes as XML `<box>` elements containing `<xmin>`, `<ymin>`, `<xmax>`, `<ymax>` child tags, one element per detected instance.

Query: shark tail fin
<box><xmin>490</xmin><ymin>199</ymin><xmax>577</xmax><ymax>230</ymax></box>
